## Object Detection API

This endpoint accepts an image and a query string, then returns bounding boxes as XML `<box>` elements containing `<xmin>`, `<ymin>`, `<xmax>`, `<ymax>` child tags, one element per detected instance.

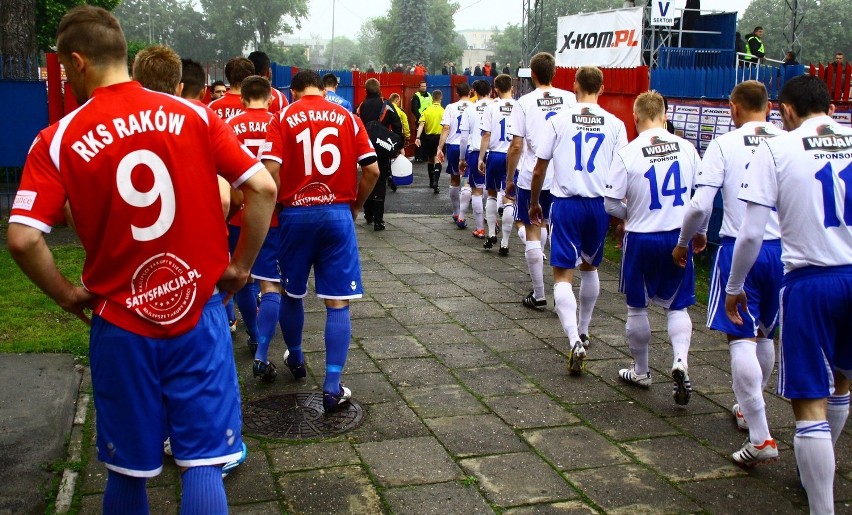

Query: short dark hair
<box><xmin>431</xmin><ymin>89</ymin><xmax>442</xmax><ymax>102</ymax></box>
<box><xmin>530</xmin><ymin>52</ymin><xmax>556</xmax><ymax>85</ymax></box>
<box><xmin>240</xmin><ymin>75</ymin><xmax>271</xmax><ymax>102</ymax></box>
<box><xmin>56</xmin><ymin>5</ymin><xmax>126</xmax><ymax>67</ymax></box>
<box><xmin>473</xmin><ymin>79</ymin><xmax>491</xmax><ymax>98</ymax></box>
<box><xmin>753</xmin><ymin>26</ymin><xmax>763</xmax><ymax>33</ymax></box>
<box><xmin>247</xmin><ymin>50</ymin><xmax>271</xmax><ymax>76</ymax></box>
<box><xmin>365</xmin><ymin>77</ymin><xmax>381</xmax><ymax>95</ymax></box>
<box><xmin>575</xmin><ymin>66</ymin><xmax>603</xmax><ymax>95</ymax></box>
<box><xmin>455</xmin><ymin>81</ymin><xmax>470</xmax><ymax>97</ymax></box>
<box><xmin>291</xmin><ymin>69</ymin><xmax>323</xmax><ymax>92</ymax></box>
<box><xmin>180</xmin><ymin>58</ymin><xmax>206</xmax><ymax>99</ymax></box>
<box><xmin>494</xmin><ymin>74</ymin><xmax>512</xmax><ymax>94</ymax></box>
<box><xmin>730</xmin><ymin>80</ymin><xmax>768</xmax><ymax>113</ymax></box>
<box><xmin>132</xmin><ymin>45</ymin><xmax>181</xmax><ymax>94</ymax></box>
<box><xmin>211</xmin><ymin>80</ymin><xmax>226</xmax><ymax>89</ymax></box>
<box><xmin>322</xmin><ymin>73</ymin><xmax>339</xmax><ymax>88</ymax></box>
<box><xmin>225</xmin><ymin>56</ymin><xmax>254</xmax><ymax>87</ymax></box>
<box><xmin>778</xmin><ymin>74</ymin><xmax>831</xmax><ymax>118</ymax></box>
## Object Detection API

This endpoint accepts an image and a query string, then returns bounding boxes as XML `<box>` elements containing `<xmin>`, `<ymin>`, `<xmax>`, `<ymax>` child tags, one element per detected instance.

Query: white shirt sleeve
<box><xmin>507</xmin><ymin>100</ymin><xmax>526</xmax><ymax>138</ymax></box>
<box><xmin>737</xmin><ymin>142</ymin><xmax>778</xmax><ymax>208</ymax></box>
<box><xmin>725</xmin><ymin>201</ymin><xmax>772</xmax><ymax>294</ymax></box>
<box><xmin>605</xmin><ymin>152</ymin><xmax>628</xmax><ymax>200</ymax></box>
<box><xmin>480</xmin><ymin>105</ymin><xmax>492</xmax><ymax>134</ymax></box>
<box><xmin>604</xmin><ymin>197</ymin><xmax>628</xmax><ymax>219</ymax></box>
<box><xmin>535</xmin><ymin>117</ymin><xmax>558</xmax><ymax>161</ymax></box>
<box><xmin>678</xmin><ymin>185</ymin><xmax>718</xmax><ymax>246</ymax></box>
<box><xmin>440</xmin><ymin>105</ymin><xmax>452</xmax><ymax>127</ymax></box>
<box><xmin>695</xmin><ymin>139</ymin><xmax>725</xmax><ymax>188</ymax></box>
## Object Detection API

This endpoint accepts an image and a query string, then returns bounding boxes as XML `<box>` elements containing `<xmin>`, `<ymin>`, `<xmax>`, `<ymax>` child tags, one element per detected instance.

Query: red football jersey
<box><xmin>269</xmin><ymin>88</ymin><xmax>289</xmax><ymax>114</ymax></box>
<box><xmin>10</xmin><ymin>81</ymin><xmax>264</xmax><ymax>338</ymax></box>
<box><xmin>226</xmin><ymin>107</ymin><xmax>277</xmax><ymax>227</ymax></box>
<box><xmin>209</xmin><ymin>92</ymin><xmax>245</xmax><ymax>120</ymax></box>
<box><xmin>263</xmin><ymin>95</ymin><xmax>375</xmax><ymax>207</ymax></box>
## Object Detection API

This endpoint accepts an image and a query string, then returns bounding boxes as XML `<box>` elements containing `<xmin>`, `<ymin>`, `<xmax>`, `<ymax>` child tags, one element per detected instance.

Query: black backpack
<box><xmin>358</xmin><ymin>103</ymin><xmax>403</xmax><ymax>159</ymax></box>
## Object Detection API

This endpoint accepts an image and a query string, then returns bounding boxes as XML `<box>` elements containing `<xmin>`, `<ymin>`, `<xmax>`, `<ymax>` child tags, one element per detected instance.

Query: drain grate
<box><xmin>243</xmin><ymin>392</ymin><xmax>365</xmax><ymax>439</ymax></box>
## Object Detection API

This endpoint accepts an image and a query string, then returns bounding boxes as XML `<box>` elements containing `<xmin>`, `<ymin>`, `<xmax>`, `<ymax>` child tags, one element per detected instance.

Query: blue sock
<box><xmin>180</xmin><ymin>465</ymin><xmax>227</xmax><ymax>514</ymax></box>
<box><xmin>225</xmin><ymin>298</ymin><xmax>235</xmax><ymax>323</ymax></box>
<box><xmin>323</xmin><ymin>305</ymin><xmax>351</xmax><ymax>394</ymax></box>
<box><xmin>235</xmin><ymin>283</ymin><xmax>259</xmax><ymax>342</ymax></box>
<box><xmin>103</xmin><ymin>470</ymin><xmax>148</xmax><ymax>514</ymax></box>
<box><xmin>279</xmin><ymin>295</ymin><xmax>305</xmax><ymax>365</ymax></box>
<box><xmin>254</xmin><ymin>292</ymin><xmax>281</xmax><ymax>362</ymax></box>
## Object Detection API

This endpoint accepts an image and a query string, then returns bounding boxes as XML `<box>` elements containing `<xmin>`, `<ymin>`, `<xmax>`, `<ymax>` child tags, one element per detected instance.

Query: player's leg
<box><xmin>829</xmin><ymin>370</ymin><xmax>850</xmax><ymax>446</ymax></box>
<box><xmin>515</xmin><ymin>187</ymin><xmax>546</xmax><ymax>308</ymax></box>
<box><xmin>458</xmin><ymin>182</ymin><xmax>472</xmax><ymax>228</ymax></box>
<box><xmin>576</xmin><ymin>197</ymin><xmax>610</xmax><ymax>344</ymax></box>
<box><xmin>315</xmin><ymin>205</ymin><xmax>364</xmax><ymax>411</ymax></box>
<box><xmin>447</xmin><ymin>145</ymin><xmax>461</xmax><ymax>220</ymax></box>
<box><xmin>471</xmin><ymin>187</ymin><xmax>485</xmax><ymax>238</ymax></box>
<box><xmin>484</xmin><ymin>187</ymin><xmax>499</xmax><ymax>247</ymax></box>
<box><xmin>277</xmin><ymin>210</ymin><xmax>311</xmax><ymax>378</ymax></box>
<box><xmin>618</xmin><ymin>232</ymin><xmax>652</xmax><ymax>387</ymax></box>
<box><xmin>372</xmin><ymin>156</ymin><xmax>391</xmax><ymax>230</ymax></box>
<box><xmin>499</xmin><ymin>170</ymin><xmax>515</xmax><ymax>255</ymax></box>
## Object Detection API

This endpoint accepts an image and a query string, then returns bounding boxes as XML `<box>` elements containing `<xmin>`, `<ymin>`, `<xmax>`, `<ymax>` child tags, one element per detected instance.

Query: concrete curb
<box><xmin>55</xmin><ymin>366</ymin><xmax>89</xmax><ymax>514</ymax></box>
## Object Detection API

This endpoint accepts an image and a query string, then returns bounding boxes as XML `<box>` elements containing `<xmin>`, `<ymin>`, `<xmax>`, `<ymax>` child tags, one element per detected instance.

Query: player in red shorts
<box><xmin>262</xmin><ymin>70</ymin><xmax>380</xmax><ymax>412</ymax></box>
<box><xmin>7</xmin><ymin>6</ymin><xmax>276</xmax><ymax>511</ymax></box>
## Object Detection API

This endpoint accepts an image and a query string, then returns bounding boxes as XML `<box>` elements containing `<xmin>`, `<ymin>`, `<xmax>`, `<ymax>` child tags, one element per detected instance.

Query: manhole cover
<box><xmin>243</xmin><ymin>392</ymin><xmax>365</xmax><ymax>439</ymax></box>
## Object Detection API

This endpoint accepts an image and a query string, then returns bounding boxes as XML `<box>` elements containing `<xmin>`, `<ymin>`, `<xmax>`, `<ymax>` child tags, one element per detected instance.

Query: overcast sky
<box><xmin>289</xmin><ymin>0</ymin><xmax>754</xmax><ymax>40</ymax></box>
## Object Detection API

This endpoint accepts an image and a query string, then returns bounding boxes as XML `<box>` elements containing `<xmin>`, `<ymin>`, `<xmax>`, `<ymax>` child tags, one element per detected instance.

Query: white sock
<box><xmin>666</xmin><ymin>309</ymin><xmax>692</xmax><ymax>369</ymax></box>
<box><xmin>472</xmin><ymin>194</ymin><xmax>484</xmax><ymax>231</ymax></box>
<box><xmin>554</xmin><ymin>281</ymin><xmax>579</xmax><ymax>343</ymax></box>
<box><xmin>577</xmin><ymin>270</ymin><xmax>600</xmax><ymax>336</ymax></box>
<box><xmin>459</xmin><ymin>187</ymin><xmax>471</xmax><ymax>221</ymax></box>
<box><xmin>518</xmin><ymin>225</ymin><xmax>527</xmax><ymax>244</ymax></box>
<box><xmin>541</xmin><ymin>226</ymin><xmax>549</xmax><ymax>250</ymax></box>
<box><xmin>485</xmin><ymin>197</ymin><xmax>498</xmax><ymax>237</ymax></box>
<box><xmin>756</xmin><ymin>337</ymin><xmax>775</xmax><ymax>390</ymax></box>
<box><xmin>794</xmin><ymin>420</ymin><xmax>835</xmax><ymax>515</ymax></box>
<box><xmin>730</xmin><ymin>339</ymin><xmax>772</xmax><ymax>444</ymax></box>
<box><xmin>449</xmin><ymin>186</ymin><xmax>460</xmax><ymax>216</ymax></box>
<box><xmin>626</xmin><ymin>307</ymin><xmax>651</xmax><ymax>375</ymax></box>
<box><xmin>525</xmin><ymin>240</ymin><xmax>545</xmax><ymax>301</ymax></box>
<box><xmin>501</xmin><ymin>204</ymin><xmax>514</xmax><ymax>247</ymax></box>
<box><xmin>497</xmin><ymin>190</ymin><xmax>504</xmax><ymax>207</ymax></box>
<box><xmin>828</xmin><ymin>392</ymin><xmax>850</xmax><ymax>446</ymax></box>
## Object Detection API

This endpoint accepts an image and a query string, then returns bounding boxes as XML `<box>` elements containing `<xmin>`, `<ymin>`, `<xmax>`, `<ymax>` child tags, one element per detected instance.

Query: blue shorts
<box><xmin>777</xmin><ymin>265</ymin><xmax>852</xmax><ymax>400</ymax></box>
<box><xmin>466</xmin><ymin>150</ymin><xmax>485</xmax><ymax>188</ymax></box>
<box><xmin>485</xmin><ymin>151</ymin><xmax>507</xmax><ymax>192</ymax></box>
<box><xmin>446</xmin><ymin>144</ymin><xmax>462</xmax><ymax>176</ymax></box>
<box><xmin>278</xmin><ymin>204</ymin><xmax>363</xmax><ymax>300</ymax></box>
<box><xmin>90</xmin><ymin>294</ymin><xmax>243</xmax><ymax>476</ymax></box>
<box><xmin>515</xmin><ymin>187</ymin><xmax>552</xmax><ymax>225</ymax></box>
<box><xmin>706</xmin><ymin>237</ymin><xmax>782</xmax><ymax>338</ymax></box>
<box><xmin>549</xmin><ymin>197</ymin><xmax>609</xmax><ymax>269</ymax></box>
<box><xmin>620</xmin><ymin>230</ymin><xmax>696</xmax><ymax>310</ymax></box>
<box><xmin>229</xmin><ymin>225</ymin><xmax>282</xmax><ymax>282</ymax></box>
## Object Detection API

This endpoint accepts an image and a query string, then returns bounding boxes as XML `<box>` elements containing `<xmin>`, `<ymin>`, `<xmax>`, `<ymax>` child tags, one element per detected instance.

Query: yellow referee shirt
<box><xmin>421</xmin><ymin>102</ymin><xmax>444</xmax><ymax>135</ymax></box>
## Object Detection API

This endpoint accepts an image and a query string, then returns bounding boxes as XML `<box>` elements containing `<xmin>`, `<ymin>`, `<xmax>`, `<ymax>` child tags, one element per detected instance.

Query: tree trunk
<box><xmin>0</xmin><ymin>0</ymin><xmax>38</xmax><ymax>79</ymax></box>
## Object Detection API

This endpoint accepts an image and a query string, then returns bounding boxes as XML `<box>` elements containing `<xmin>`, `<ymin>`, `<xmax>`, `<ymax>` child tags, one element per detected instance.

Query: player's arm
<box><xmin>724</xmin><ymin>201</ymin><xmax>771</xmax><ymax>324</ymax></box>
<box><xmin>505</xmin><ymin>135</ymin><xmax>523</xmax><ymax>198</ymax></box>
<box><xmin>604</xmin><ymin>154</ymin><xmax>629</xmax><ymax>220</ymax></box>
<box><xmin>8</xmin><ymin>224</ymin><xmax>94</xmax><ymax>324</ymax></box>
<box><xmin>224</xmin><ymin>168</ymin><xmax>276</xmax><ymax>294</ymax></box>
<box><xmin>478</xmin><ymin>131</ymin><xmax>491</xmax><ymax>173</ymax></box>
<box><xmin>436</xmin><ymin>125</ymin><xmax>450</xmax><ymax>162</ymax></box>
<box><xmin>529</xmin><ymin>158</ymin><xmax>549</xmax><ymax>225</ymax></box>
<box><xmin>354</xmin><ymin>157</ymin><xmax>380</xmax><ymax>218</ymax></box>
<box><xmin>673</xmin><ymin>185</ymin><xmax>717</xmax><ymax>267</ymax></box>
<box><xmin>415</xmin><ymin>120</ymin><xmax>425</xmax><ymax>147</ymax></box>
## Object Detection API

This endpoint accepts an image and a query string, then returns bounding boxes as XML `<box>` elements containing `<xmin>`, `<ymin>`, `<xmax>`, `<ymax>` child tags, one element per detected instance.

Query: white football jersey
<box><xmin>739</xmin><ymin>115</ymin><xmax>852</xmax><ymax>272</ymax></box>
<box><xmin>441</xmin><ymin>99</ymin><xmax>472</xmax><ymax>146</ymax></box>
<box><xmin>697</xmin><ymin>121</ymin><xmax>783</xmax><ymax>239</ymax></box>
<box><xmin>507</xmin><ymin>87</ymin><xmax>576</xmax><ymax>190</ymax></box>
<box><xmin>480</xmin><ymin>98</ymin><xmax>516</xmax><ymax>153</ymax></box>
<box><xmin>536</xmin><ymin>102</ymin><xmax>628</xmax><ymax>198</ymax></box>
<box><xmin>606</xmin><ymin>127</ymin><xmax>701</xmax><ymax>233</ymax></box>
<box><xmin>460</xmin><ymin>98</ymin><xmax>491</xmax><ymax>153</ymax></box>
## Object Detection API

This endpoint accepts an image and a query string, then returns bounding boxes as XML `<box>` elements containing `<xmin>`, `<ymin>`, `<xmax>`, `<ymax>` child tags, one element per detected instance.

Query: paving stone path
<box><xmin>75</xmin><ymin>214</ymin><xmax>852</xmax><ymax>514</ymax></box>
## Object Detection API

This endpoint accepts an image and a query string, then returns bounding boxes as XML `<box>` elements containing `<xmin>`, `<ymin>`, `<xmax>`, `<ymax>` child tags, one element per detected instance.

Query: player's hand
<box><xmin>217</xmin><ymin>264</ymin><xmax>251</xmax><ymax>302</ymax></box>
<box><xmin>672</xmin><ymin>245</ymin><xmax>689</xmax><ymax>268</ymax></box>
<box><xmin>725</xmin><ymin>291</ymin><xmax>748</xmax><ymax>326</ymax></box>
<box><xmin>436</xmin><ymin>149</ymin><xmax>444</xmax><ymax>163</ymax></box>
<box><xmin>58</xmin><ymin>286</ymin><xmax>96</xmax><ymax>326</ymax></box>
<box><xmin>350</xmin><ymin>204</ymin><xmax>359</xmax><ymax>220</ymax></box>
<box><xmin>692</xmin><ymin>233</ymin><xmax>707</xmax><ymax>254</ymax></box>
<box><xmin>478</xmin><ymin>159</ymin><xmax>486</xmax><ymax>174</ymax></box>
<box><xmin>459</xmin><ymin>160</ymin><xmax>467</xmax><ymax>174</ymax></box>
<box><xmin>529</xmin><ymin>203</ymin><xmax>544</xmax><ymax>226</ymax></box>
<box><xmin>415</xmin><ymin>138</ymin><xmax>422</xmax><ymax>148</ymax></box>
<box><xmin>504</xmin><ymin>180</ymin><xmax>515</xmax><ymax>199</ymax></box>
<box><xmin>613</xmin><ymin>221</ymin><xmax>625</xmax><ymax>249</ymax></box>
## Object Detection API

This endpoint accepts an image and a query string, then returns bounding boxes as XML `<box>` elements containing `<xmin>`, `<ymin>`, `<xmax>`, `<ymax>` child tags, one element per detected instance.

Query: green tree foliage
<box><xmin>375</xmin><ymin>0</ymin><xmax>462</xmax><ymax>73</ymax></box>
<box><xmin>324</xmin><ymin>36</ymin><xmax>364</xmax><ymax>69</ymax></box>
<box><xmin>357</xmin><ymin>18</ymin><xmax>382</xmax><ymax>70</ymax></box>
<box><xmin>267</xmin><ymin>44</ymin><xmax>309</xmax><ymax>69</ymax></box>
<box><xmin>36</xmin><ymin>0</ymin><xmax>121</xmax><ymax>51</ymax></box>
<box><xmin>488</xmin><ymin>23</ymin><xmax>524</xmax><ymax>69</ymax></box>
<box><xmin>739</xmin><ymin>0</ymin><xmax>851</xmax><ymax>64</ymax></box>
<box><xmin>115</xmin><ymin>0</ymin><xmax>219</xmax><ymax>61</ymax></box>
<box><xmin>536</xmin><ymin>0</ymin><xmax>623</xmax><ymax>55</ymax></box>
<box><xmin>200</xmin><ymin>0</ymin><xmax>308</xmax><ymax>58</ymax></box>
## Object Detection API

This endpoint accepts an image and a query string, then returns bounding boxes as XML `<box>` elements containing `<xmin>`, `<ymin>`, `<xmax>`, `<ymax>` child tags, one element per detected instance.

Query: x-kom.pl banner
<box><xmin>556</xmin><ymin>7</ymin><xmax>643</xmax><ymax>68</ymax></box>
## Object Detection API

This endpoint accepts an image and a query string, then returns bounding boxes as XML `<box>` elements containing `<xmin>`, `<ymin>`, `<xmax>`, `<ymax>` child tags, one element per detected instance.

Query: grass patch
<box><xmin>0</xmin><ymin>244</ymin><xmax>90</xmax><ymax>361</ymax></box>
<box><xmin>603</xmin><ymin>229</ymin><xmax>713</xmax><ymax>306</ymax></box>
